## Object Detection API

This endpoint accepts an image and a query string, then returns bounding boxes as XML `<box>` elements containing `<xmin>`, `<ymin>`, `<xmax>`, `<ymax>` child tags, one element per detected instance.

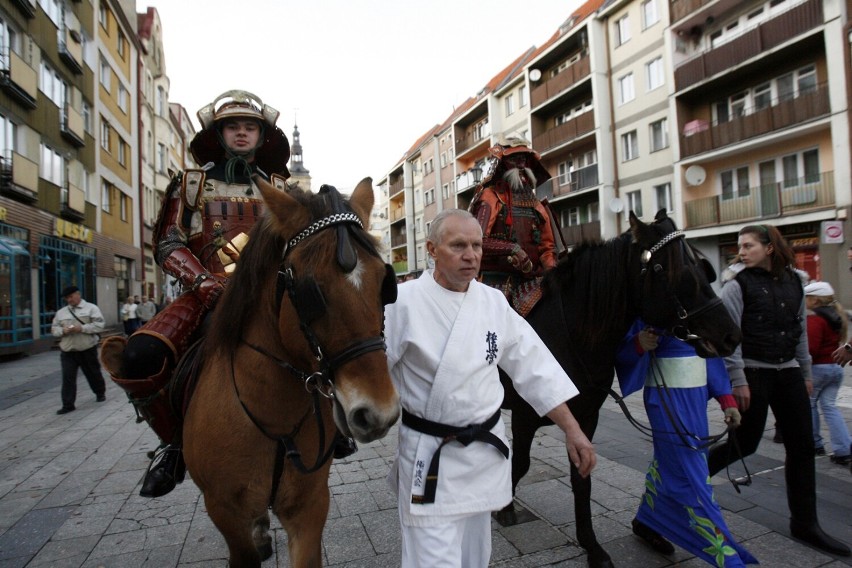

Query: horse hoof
<box><xmin>256</xmin><ymin>540</ymin><xmax>273</xmax><ymax>561</ymax></box>
<box><xmin>583</xmin><ymin>542</ymin><xmax>613</xmax><ymax>568</ymax></box>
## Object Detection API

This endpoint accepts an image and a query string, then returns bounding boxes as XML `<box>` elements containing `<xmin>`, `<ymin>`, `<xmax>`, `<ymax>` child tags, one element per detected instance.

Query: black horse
<box><xmin>499</xmin><ymin>210</ymin><xmax>742</xmax><ymax>568</ymax></box>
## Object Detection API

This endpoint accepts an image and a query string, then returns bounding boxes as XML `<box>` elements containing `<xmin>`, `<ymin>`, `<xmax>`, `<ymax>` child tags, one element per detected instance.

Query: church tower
<box><xmin>287</xmin><ymin>121</ymin><xmax>312</xmax><ymax>192</ymax></box>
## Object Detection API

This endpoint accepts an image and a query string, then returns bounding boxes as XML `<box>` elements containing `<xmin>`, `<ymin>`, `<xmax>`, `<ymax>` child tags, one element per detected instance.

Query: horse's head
<box><xmin>255</xmin><ymin>177</ymin><xmax>400</xmax><ymax>443</ymax></box>
<box><xmin>628</xmin><ymin>209</ymin><xmax>741</xmax><ymax>358</ymax></box>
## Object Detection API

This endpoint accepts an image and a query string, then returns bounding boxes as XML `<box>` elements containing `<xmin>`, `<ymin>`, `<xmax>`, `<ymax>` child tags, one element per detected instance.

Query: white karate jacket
<box><xmin>385</xmin><ymin>270</ymin><xmax>579</xmax><ymax>526</ymax></box>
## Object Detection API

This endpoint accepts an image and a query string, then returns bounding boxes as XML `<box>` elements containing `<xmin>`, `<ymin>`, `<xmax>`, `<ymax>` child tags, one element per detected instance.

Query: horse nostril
<box><xmin>350</xmin><ymin>407</ymin><xmax>372</xmax><ymax>432</ymax></box>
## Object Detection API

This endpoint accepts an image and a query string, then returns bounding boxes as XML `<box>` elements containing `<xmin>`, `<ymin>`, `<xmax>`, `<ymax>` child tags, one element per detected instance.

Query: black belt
<box><xmin>402</xmin><ymin>407</ymin><xmax>509</xmax><ymax>504</ymax></box>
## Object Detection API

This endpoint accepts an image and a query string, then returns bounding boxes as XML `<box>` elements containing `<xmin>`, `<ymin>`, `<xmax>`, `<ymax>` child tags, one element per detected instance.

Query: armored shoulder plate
<box><xmin>270</xmin><ymin>173</ymin><xmax>288</xmax><ymax>191</ymax></box>
<box><xmin>181</xmin><ymin>170</ymin><xmax>207</xmax><ymax>210</ymax></box>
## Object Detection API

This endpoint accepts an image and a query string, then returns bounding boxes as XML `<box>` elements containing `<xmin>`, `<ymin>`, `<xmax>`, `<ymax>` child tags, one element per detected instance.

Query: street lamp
<box><xmin>471</xmin><ymin>166</ymin><xmax>482</xmax><ymax>184</ymax></box>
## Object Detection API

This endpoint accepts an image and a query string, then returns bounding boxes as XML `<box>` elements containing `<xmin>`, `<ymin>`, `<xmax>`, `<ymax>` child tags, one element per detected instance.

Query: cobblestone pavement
<box><xmin>0</xmin><ymin>350</ymin><xmax>850</xmax><ymax>567</ymax></box>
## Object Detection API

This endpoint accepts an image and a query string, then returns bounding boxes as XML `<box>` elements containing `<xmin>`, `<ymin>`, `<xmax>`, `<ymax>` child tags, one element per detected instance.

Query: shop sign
<box><xmin>54</xmin><ymin>219</ymin><xmax>94</xmax><ymax>243</ymax></box>
<box><xmin>789</xmin><ymin>237</ymin><xmax>818</xmax><ymax>248</ymax></box>
<box><xmin>821</xmin><ymin>221</ymin><xmax>844</xmax><ymax>244</ymax></box>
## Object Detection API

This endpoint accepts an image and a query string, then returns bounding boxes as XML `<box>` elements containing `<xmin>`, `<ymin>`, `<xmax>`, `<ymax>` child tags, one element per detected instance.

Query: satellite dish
<box><xmin>685</xmin><ymin>165</ymin><xmax>707</xmax><ymax>186</ymax></box>
<box><xmin>608</xmin><ymin>197</ymin><xmax>624</xmax><ymax>213</ymax></box>
<box><xmin>529</xmin><ymin>69</ymin><xmax>542</xmax><ymax>82</ymax></box>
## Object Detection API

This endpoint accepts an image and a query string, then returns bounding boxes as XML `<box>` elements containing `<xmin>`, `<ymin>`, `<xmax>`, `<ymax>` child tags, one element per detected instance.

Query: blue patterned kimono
<box><xmin>616</xmin><ymin>320</ymin><xmax>758</xmax><ymax>567</ymax></box>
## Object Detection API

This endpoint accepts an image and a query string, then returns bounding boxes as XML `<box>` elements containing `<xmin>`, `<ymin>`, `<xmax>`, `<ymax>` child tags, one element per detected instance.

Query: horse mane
<box><xmin>542</xmin><ymin>233</ymin><xmax>633</xmax><ymax>345</ymax></box>
<box><xmin>205</xmin><ymin>187</ymin><xmax>379</xmax><ymax>358</ymax></box>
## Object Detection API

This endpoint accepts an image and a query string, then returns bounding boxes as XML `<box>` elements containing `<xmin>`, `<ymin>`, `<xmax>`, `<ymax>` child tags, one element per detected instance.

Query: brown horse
<box><xmin>183</xmin><ymin>178</ymin><xmax>400</xmax><ymax>568</ymax></box>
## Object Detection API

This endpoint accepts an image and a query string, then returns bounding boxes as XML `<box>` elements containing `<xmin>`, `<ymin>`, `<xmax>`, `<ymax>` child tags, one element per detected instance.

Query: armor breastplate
<box><xmin>186</xmin><ymin>178</ymin><xmax>265</xmax><ymax>274</ymax></box>
<box><xmin>481</xmin><ymin>190</ymin><xmax>545</xmax><ymax>275</ymax></box>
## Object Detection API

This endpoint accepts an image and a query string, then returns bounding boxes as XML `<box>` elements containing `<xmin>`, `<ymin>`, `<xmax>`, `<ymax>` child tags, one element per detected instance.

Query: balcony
<box><xmin>533</xmin><ymin>112</ymin><xmax>595</xmax><ymax>154</ymax></box>
<box><xmin>455</xmin><ymin>167</ymin><xmax>484</xmax><ymax>196</ymax></box>
<box><xmin>10</xmin><ymin>0</ymin><xmax>36</xmax><ymax>18</ymax></box>
<box><xmin>531</xmin><ymin>54</ymin><xmax>590</xmax><ymax>109</ymax></box>
<box><xmin>559</xmin><ymin>220</ymin><xmax>601</xmax><ymax>246</ymax></box>
<box><xmin>684</xmin><ymin>170</ymin><xmax>834</xmax><ymax>228</ymax></box>
<box><xmin>390</xmin><ymin>204</ymin><xmax>406</xmax><ymax>222</ymax></box>
<box><xmin>0</xmin><ymin>153</ymin><xmax>39</xmax><ymax>202</ymax></box>
<box><xmin>390</xmin><ymin>231</ymin><xmax>407</xmax><ymax>248</ymax></box>
<box><xmin>674</xmin><ymin>0</ymin><xmax>822</xmax><ymax>92</ymax></box>
<box><xmin>392</xmin><ymin>260</ymin><xmax>408</xmax><ymax>274</ymax></box>
<box><xmin>553</xmin><ymin>164</ymin><xmax>599</xmax><ymax>197</ymax></box>
<box><xmin>61</xmin><ymin>105</ymin><xmax>86</xmax><ymax>147</ymax></box>
<box><xmin>58</xmin><ymin>28</ymin><xmax>84</xmax><ymax>75</ymax></box>
<box><xmin>60</xmin><ymin>183</ymin><xmax>86</xmax><ymax>221</ymax></box>
<box><xmin>389</xmin><ymin>178</ymin><xmax>404</xmax><ymax>196</ymax></box>
<box><xmin>0</xmin><ymin>51</ymin><xmax>38</xmax><ymax>108</ymax></box>
<box><xmin>680</xmin><ymin>84</ymin><xmax>829</xmax><ymax>158</ymax></box>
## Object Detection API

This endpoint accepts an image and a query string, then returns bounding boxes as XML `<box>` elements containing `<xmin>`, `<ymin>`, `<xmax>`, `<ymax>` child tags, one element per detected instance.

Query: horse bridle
<box><xmin>638</xmin><ymin>229</ymin><xmax>722</xmax><ymax>342</ymax></box>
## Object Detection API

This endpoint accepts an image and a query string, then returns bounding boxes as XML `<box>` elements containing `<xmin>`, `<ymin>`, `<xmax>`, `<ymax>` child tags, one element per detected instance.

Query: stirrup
<box><xmin>139</xmin><ymin>444</ymin><xmax>186</xmax><ymax>498</ymax></box>
<box><xmin>333</xmin><ymin>436</ymin><xmax>358</xmax><ymax>460</ymax></box>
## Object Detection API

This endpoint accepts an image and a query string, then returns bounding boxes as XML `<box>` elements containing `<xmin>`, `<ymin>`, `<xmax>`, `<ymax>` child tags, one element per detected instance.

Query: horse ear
<box><xmin>628</xmin><ymin>211</ymin><xmax>647</xmax><ymax>243</ymax></box>
<box><xmin>349</xmin><ymin>177</ymin><xmax>375</xmax><ymax>225</ymax></box>
<box><xmin>654</xmin><ymin>209</ymin><xmax>668</xmax><ymax>222</ymax></box>
<box><xmin>254</xmin><ymin>175</ymin><xmax>310</xmax><ymax>234</ymax></box>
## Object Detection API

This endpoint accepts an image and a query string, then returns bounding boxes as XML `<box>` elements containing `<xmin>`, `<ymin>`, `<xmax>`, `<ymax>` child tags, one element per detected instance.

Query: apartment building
<box><xmin>376</xmin><ymin>0</ymin><xmax>851</xmax><ymax>305</ymax></box>
<box><xmin>669</xmin><ymin>0</ymin><xmax>851</xmax><ymax>301</ymax></box>
<box><xmin>0</xmin><ymin>0</ymin><xmax>139</xmax><ymax>354</ymax></box>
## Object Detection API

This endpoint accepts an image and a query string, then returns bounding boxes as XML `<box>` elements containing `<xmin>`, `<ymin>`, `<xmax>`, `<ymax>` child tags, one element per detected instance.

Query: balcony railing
<box><xmin>0</xmin><ymin>152</ymin><xmax>38</xmax><ymax>202</ymax></box>
<box><xmin>559</xmin><ymin>220</ymin><xmax>601</xmax><ymax>247</ymax></box>
<box><xmin>533</xmin><ymin>112</ymin><xmax>595</xmax><ymax>154</ymax></box>
<box><xmin>390</xmin><ymin>205</ymin><xmax>406</xmax><ymax>222</ymax></box>
<box><xmin>58</xmin><ymin>28</ymin><xmax>83</xmax><ymax>74</ymax></box>
<box><xmin>11</xmin><ymin>0</ymin><xmax>36</xmax><ymax>18</ymax></box>
<box><xmin>0</xmin><ymin>50</ymin><xmax>38</xmax><ymax>108</ymax></box>
<box><xmin>392</xmin><ymin>260</ymin><xmax>408</xmax><ymax>274</ymax></box>
<box><xmin>390</xmin><ymin>232</ymin><xmax>407</xmax><ymax>248</ymax></box>
<box><xmin>456</xmin><ymin>123</ymin><xmax>491</xmax><ymax>156</ymax></box>
<box><xmin>670</xmin><ymin>0</ymin><xmax>712</xmax><ymax>24</ymax></box>
<box><xmin>531</xmin><ymin>54</ymin><xmax>590</xmax><ymax>108</ymax></box>
<box><xmin>61</xmin><ymin>105</ymin><xmax>86</xmax><ymax>147</ymax></box>
<box><xmin>684</xmin><ymin>170</ymin><xmax>834</xmax><ymax>228</ymax></box>
<box><xmin>389</xmin><ymin>178</ymin><xmax>404</xmax><ymax>196</ymax></box>
<box><xmin>674</xmin><ymin>0</ymin><xmax>822</xmax><ymax>91</ymax></box>
<box><xmin>680</xmin><ymin>84</ymin><xmax>829</xmax><ymax>157</ymax></box>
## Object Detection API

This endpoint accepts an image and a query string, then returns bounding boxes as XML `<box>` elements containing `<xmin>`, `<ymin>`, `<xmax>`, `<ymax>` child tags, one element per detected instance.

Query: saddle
<box><xmin>169</xmin><ymin>338</ymin><xmax>206</xmax><ymax>419</ymax></box>
<box><xmin>480</xmin><ymin>273</ymin><xmax>543</xmax><ymax>318</ymax></box>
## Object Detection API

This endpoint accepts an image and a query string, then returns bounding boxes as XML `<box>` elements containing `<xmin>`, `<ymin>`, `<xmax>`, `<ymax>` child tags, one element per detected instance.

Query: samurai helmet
<box><xmin>480</xmin><ymin>135</ymin><xmax>551</xmax><ymax>188</ymax></box>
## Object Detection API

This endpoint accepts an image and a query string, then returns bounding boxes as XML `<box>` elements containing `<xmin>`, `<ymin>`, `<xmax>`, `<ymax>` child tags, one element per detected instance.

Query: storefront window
<box><xmin>0</xmin><ymin>222</ymin><xmax>32</xmax><ymax>351</ymax></box>
<box><xmin>38</xmin><ymin>236</ymin><xmax>96</xmax><ymax>336</ymax></box>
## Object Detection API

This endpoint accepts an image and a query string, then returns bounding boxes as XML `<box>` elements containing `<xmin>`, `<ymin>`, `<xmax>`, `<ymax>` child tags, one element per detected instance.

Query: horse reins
<box><xmin>233</xmin><ymin>199</ymin><xmax>391</xmax><ymax>508</ymax></box>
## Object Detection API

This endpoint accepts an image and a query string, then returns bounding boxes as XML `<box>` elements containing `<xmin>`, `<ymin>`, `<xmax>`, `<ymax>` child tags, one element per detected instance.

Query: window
<box><xmin>39</xmin><ymin>143</ymin><xmax>65</xmax><ymax>186</ymax></box>
<box><xmin>627</xmin><ymin>190</ymin><xmax>643</xmax><ymax>217</ymax></box>
<box><xmin>101</xmin><ymin>121</ymin><xmax>111</xmax><ymax>151</ymax></box>
<box><xmin>118</xmin><ymin>84</ymin><xmax>128</xmax><ymax>113</ymax></box>
<box><xmin>618</xmin><ymin>73</ymin><xmax>635</xmax><ymax>105</ymax></box>
<box><xmin>39</xmin><ymin>61</ymin><xmax>67</xmax><ymax>107</ymax></box>
<box><xmin>82</xmin><ymin>101</ymin><xmax>92</xmax><ymax>133</ymax></box>
<box><xmin>505</xmin><ymin>94</ymin><xmax>515</xmax><ymax>116</ymax></box>
<box><xmin>642</xmin><ymin>0</ymin><xmax>659</xmax><ymax>29</ymax></box>
<box><xmin>519</xmin><ymin>85</ymin><xmax>528</xmax><ymax>108</ymax></box>
<box><xmin>117</xmin><ymin>32</ymin><xmax>126</xmax><ymax>58</ymax></box>
<box><xmin>803</xmin><ymin>148</ymin><xmax>820</xmax><ymax>183</ymax></box>
<box><xmin>415</xmin><ymin>189</ymin><xmax>421</xmax><ymax>206</ymax></box>
<box><xmin>118</xmin><ymin>140</ymin><xmax>126</xmax><ymax>166</ymax></box>
<box><xmin>654</xmin><ymin>183</ymin><xmax>672</xmax><ymax>212</ymax></box>
<box><xmin>753</xmin><ymin>82</ymin><xmax>771</xmax><ymax>110</ymax></box>
<box><xmin>424</xmin><ymin>188</ymin><xmax>434</xmax><ymax>205</ymax></box>
<box><xmin>38</xmin><ymin>0</ymin><xmax>62</xmax><ymax>26</ymax></box>
<box><xmin>99</xmin><ymin>58</ymin><xmax>111</xmax><ymax>92</ymax></box>
<box><xmin>120</xmin><ymin>193</ymin><xmax>128</xmax><ymax>221</ymax></box>
<box><xmin>101</xmin><ymin>181</ymin><xmax>111</xmax><ymax>213</ymax></box>
<box><xmin>565</xmin><ymin>207</ymin><xmax>580</xmax><ymax>226</ymax></box>
<box><xmin>0</xmin><ymin>17</ymin><xmax>20</xmax><ymax>71</ymax></box>
<box><xmin>98</xmin><ymin>3</ymin><xmax>108</xmax><ymax>29</ymax></box>
<box><xmin>649</xmin><ymin>119</ymin><xmax>668</xmax><ymax>152</ymax></box>
<box><xmin>440</xmin><ymin>152</ymin><xmax>447</xmax><ymax>168</ymax></box>
<box><xmin>442</xmin><ymin>183</ymin><xmax>450</xmax><ymax>199</ymax></box>
<box><xmin>0</xmin><ymin>113</ymin><xmax>17</xmax><ymax>159</ymax></box>
<box><xmin>714</xmin><ymin>64</ymin><xmax>817</xmax><ymax>123</ymax></box>
<box><xmin>646</xmin><ymin>57</ymin><xmax>664</xmax><ymax>91</ymax></box>
<box><xmin>720</xmin><ymin>166</ymin><xmax>750</xmax><ymax>200</ymax></box>
<box><xmin>423</xmin><ymin>158</ymin><xmax>433</xmax><ymax>175</ymax></box>
<box><xmin>557</xmin><ymin>161</ymin><xmax>571</xmax><ymax>186</ymax></box>
<box><xmin>83</xmin><ymin>169</ymin><xmax>93</xmax><ymax>203</ymax></box>
<box><xmin>621</xmin><ymin>130</ymin><xmax>638</xmax><ymax>161</ymax></box>
<box><xmin>615</xmin><ymin>15</ymin><xmax>631</xmax><ymax>46</ymax></box>
<box><xmin>157</xmin><ymin>142</ymin><xmax>167</xmax><ymax>173</ymax></box>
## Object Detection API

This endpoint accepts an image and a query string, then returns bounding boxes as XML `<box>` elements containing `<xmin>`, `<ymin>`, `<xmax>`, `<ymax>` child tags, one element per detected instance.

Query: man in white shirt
<box><xmin>385</xmin><ymin>209</ymin><xmax>595</xmax><ymax>567</ymax></box>
<box><xmin>51</xmin><ymin>286</ymin><xmax>106</xmax><ymax>414</ymax></box>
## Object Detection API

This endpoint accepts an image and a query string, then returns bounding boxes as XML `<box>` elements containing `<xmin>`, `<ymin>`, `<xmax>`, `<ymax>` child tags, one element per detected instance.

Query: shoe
<box><xmin>632</xmin><ymin>518</ymin><xmax>675</xmax><ymax>555</ymax></box>
<box><xmin>790</xmin><ymin>521</ymin><xmax>851</xmax><ymax>556</ymax></box>
<box><xmin>815</xmin><ymin>446</ymin><xmax>826</xmax><ymax>456</ymax></box>
<box><xmin>333</xmin><ymin>436</ymin><xmax>358</xmax><ymax>460</ymax></box>
<box><xmin>139</xmin><ymin>445</ymin><xmax>186</xmax><ymax>498</ymax></box>
<box><xmin>830</xmin><ymin>454</ymin><xmax>851</xmax><ymax>466</ymax></box>
<box><xmin>96</xmin><ymin>394</ymin><xmax>106</xmax><ymax>402</ymax></box>
<box><xmin>56</xmin><ymin>406</ymin><xmax>75</xmax><ymax>415</ymax></box>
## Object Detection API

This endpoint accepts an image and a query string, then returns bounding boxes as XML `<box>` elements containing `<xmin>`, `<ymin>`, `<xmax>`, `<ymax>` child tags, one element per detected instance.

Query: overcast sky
<box><xmin>136</xmin><ymin>0</ymin><xmax>582</xmax><ymax>192</ymax></box>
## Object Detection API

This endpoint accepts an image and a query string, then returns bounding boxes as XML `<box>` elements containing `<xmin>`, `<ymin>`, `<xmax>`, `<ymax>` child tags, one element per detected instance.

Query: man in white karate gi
<box><xmin>385</xmin><ymin>209</ymin><xmax>596</xmax><ymax>567</ymax></box>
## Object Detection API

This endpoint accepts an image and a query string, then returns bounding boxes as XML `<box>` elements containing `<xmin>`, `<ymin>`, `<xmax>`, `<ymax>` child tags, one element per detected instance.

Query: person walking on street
<box><xmin>136</xmin><ymin>295</ymin><xmax>157</xmax><ymax>326</ymax></box>
<box><xmin>121</xmin><ymin>297</ymin><xmax>139</xmax><ymax>335</ymax></box>
<box><xmin>616</xmin><ymin>320</ymin><xmax>756</xmax><ymax>566</ymax></box>
<box><xmin>706</xmin><ymin>224</ymin><xmax>850</xmax><ymax>557</ymax></box>
<box><xmin>804</xmin><ymin>281</ymin><xmax>851</xmax><ymax>466</ymax></box>
<box><xmin>384</xmin><ymin>209</ymin><xmax>595</xmax><ymax>567</ymax></box>
<box><xmin>51</xmin><ymin>286</ymin><xmax>106</xmax><ymax>414</ymax></box>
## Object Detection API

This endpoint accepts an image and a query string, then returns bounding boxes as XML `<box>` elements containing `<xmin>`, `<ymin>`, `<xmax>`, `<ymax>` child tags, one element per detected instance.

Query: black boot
<box><xmin>140</xmin><ymin>444</ymin><xmax>186</xmax><ymax>498</ymax></box>
<box><xmin>790</xmin><ymin>520</ymin><xmax>851</xmax><ymax>556</ymax></box>
<box><xmin>632</xmin><ymin>518</ymin><xmax>674</xmax><ymax>554</ymax></box>
<box><xmin>333</xmin><ymin>436</ymin><xmax>358</xmax><ymax>459</ymax></box>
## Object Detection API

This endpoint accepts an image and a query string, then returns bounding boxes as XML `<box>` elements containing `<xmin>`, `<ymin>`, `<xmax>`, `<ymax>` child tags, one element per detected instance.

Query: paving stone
<box><xmin>0</xmin><ymin>506</ymin><xmax>73</xmax><ymax>561</ymax></box>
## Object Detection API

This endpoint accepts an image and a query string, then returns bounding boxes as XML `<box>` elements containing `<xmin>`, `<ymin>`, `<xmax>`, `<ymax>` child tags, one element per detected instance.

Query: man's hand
<box><xmin>507</xmin><ymin>246</ymin><xmax>533</xmax><ymax>274</ymax></box>
<box><xmin>546</xmin><ymin>404</ymin><xmax>596</xmax><ymax>478</ymax></box>
<box><xmin>637</xmin><ymin>328</ymin><xmax>659</xmax><ymax>352</ymax></box>
<box><xmin>832</xmin><ymin>344</ymin><xmax>852</xmax><ymax>367</ymax></box>
<box><xmin>724</xmin><ymin>407</ymin><xmax>742</xmax><ymax>428</ymax></box>
<box><xmin>732</xmin><ymin>385</ymin><xmax>750</xmax><ymax>412</ymax></box>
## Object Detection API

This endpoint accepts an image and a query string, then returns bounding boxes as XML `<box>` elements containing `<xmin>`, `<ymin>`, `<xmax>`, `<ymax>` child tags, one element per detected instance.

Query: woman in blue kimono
<box><xmin>616</xmin><ymin>319</ymin><xmax>758</xmax><ymax>567</ymax></box>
